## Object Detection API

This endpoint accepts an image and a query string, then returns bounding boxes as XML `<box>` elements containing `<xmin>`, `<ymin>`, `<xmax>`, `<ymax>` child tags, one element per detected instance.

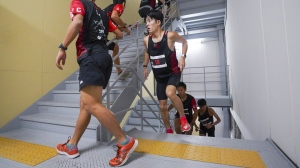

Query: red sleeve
<box><xmin>191</xmin><ymin>98</ymin><xmax>197</xmax><ymax>110</ymax></box>
<box><xmin>113</xmin><ymin>4</ymin><xmax>124</xmax><ymax>16</ymax></box>
<box><xmin>108</xmin><ymin>19</ymin><xmax>118</xmax><ymax>32</ymax></box>
<box><xmin>150</xmin><ymin>0</ymin><xmax>156</xmax><ymax>8</ymax></box>
<box><xmin>70</xmin><ymin>0</ymin><xmax>85</xmax><ymax>20</ymax></box>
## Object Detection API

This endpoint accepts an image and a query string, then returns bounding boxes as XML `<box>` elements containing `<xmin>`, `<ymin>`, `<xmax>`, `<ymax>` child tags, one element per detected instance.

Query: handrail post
<box><xmin>140</xmin><ymin>73</ymin><xmax>144</xmax><ymax>131</ymax></box>
<box><xmin>106</xmin><ymin>80</ymin><xmax>110</xmax><ymax>109</ymax></box>
<box><xmin>204</xmin><ymin>67</ymin><xmax>206</xmax><ymax>98</ymax></box>
<box><xmin>227</xmin><ymin>65</ymin><xmax>230</xmax><ymax>96</ymax></box>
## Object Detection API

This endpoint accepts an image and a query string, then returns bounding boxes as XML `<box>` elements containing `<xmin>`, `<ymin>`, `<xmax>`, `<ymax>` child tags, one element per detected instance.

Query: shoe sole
<box><xmin>56</xmin><ymin>148</ymin><xmax>80</xmax><ymax>159</ymax></box>
<box><xmin>111</xmin><ymin>139</ymin><xmax>139</xmax><ymax>167</ymax></box>
<box><xmin>181</xmin><ymin>127</ymin><xmax>191</xmax><ymax>132</ymax></box>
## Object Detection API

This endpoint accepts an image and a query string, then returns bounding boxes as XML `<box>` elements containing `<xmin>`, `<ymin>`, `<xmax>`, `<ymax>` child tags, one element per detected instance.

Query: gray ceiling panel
<box><xmin>176</xmin><ymin>0</ymin><xmax>226</xmax><ymax>36</ymax></box>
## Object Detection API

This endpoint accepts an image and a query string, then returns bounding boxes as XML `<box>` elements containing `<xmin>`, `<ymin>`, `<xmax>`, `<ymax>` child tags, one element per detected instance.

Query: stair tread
<box><xmin>19</xmin><ymin>113</ymin><xmax>99</xmax><ymax>129</ymax></box>
<box><xmin>38</xmin><ymin>101</ymin><xmax>79</xmax><ymax>107</ymax></box>
<box><xmin>130</xmin><ymin>116</ymin><xmax>162</xmax><ymax>119</ymax></box>
<box><xmin>53</xmin><ymin>89</ymin><xmax>123</xmax><ymax>93</ymax></box>
<box><xmin>125</xmin><ymin>123</ymin><xmax>160</xmax><ymax>127</ymax></box>
<box><xmin>65</xmin><ymin>78</ymin><xmax>131</xmax><ymax>83</ymax></box>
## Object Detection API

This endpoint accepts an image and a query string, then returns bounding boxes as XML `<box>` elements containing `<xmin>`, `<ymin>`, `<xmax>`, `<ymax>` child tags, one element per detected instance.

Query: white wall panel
<box><xmin>261</xmin><ymin>0</ymin><xmax>295</xmax><ymax>160</ymax></box>
<box><xmin>225</xmin><ymin>0</ymin><xmax>299</xmax><ymax>165</ymax></box>
<box><xmin>283</xmin><ymin>0</ymin><xmax>300</xmax><ymax>165</ymax></box>
<box><xmin>225</xmin><ymin>0</ymin><xmax>269</xmax><ymax>140</ymax></box>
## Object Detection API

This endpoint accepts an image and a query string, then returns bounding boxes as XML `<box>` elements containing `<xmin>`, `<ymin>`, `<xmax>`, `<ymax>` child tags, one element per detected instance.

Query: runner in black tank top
<box><xmin>168</xmin><ymin>82</ymin><xmax>198</xmax><ymax>135</ymax></box>
<box><xmin>195</xmin><ymin>99</ymin><xmax>221</xmax><ymax>137</ymax></box>
<box><xmin>142</xmin><ymin>10</ymin><xmax>190</xmax><ymax>133</ymax></box>
<box><xmin>148</xmin><ymin>31</ymin><xmax>181</xmax><ymax>82</ymax></box>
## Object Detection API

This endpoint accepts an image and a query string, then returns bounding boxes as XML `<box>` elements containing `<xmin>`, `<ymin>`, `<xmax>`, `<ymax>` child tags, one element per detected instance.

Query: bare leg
<box><xmin>166</xmin><ymin>85</ymin><xmax>185</xmax><ymax>117</ymax></box>
<box><xmin>112</xmin><ymin>44</ymin><xmax>122</xmax><ymax>74</ymax></box>
<box><xmin>174</xmin><ymin>118</ymin><xmax>181</xmax><ymax>134</ymax></box>
<box><xmin>80</xmin><ymin>85</ymin><xmax>126</xmax><ymax>143</ymax></box>
<box><xmin>166</xmin><ymin>6</ymin><xmax>170</xmax><ymax>16</ymax></box>
<box><xmin>159</xmin><ymin>99</ymin><xmax>171</xmax><ymax>129</ymax></box>
<box><xmin>68</xmin><ymin>99</ymin><xmax>91</xmax><ymax>145</ymax></box>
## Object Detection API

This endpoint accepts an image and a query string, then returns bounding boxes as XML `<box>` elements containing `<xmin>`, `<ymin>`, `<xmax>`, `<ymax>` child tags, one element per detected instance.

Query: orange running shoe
<box><xmin>180</xmin><ymin>117</ymin><xmax>191</xmax><ymax>132</ymax></box>
<box><xmin>109</xmin><ymin>136</ymin><xmax>138</xmax><ymax>167</ymax></box>
<box><xmin>56</xmin><ymin>137</ymin><xmax>79</xmax><ymax>159</ymax></box>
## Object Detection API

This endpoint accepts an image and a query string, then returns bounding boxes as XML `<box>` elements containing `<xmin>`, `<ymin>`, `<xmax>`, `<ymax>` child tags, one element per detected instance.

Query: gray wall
<box><xmin>225</xmin><ymin>0</ymin><xmax>300</xmax><ymax>165</ymax></box>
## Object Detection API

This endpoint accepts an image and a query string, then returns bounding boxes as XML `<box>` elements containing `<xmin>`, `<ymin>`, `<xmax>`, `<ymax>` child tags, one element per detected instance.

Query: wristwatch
<box><xmin>182</xmin><ymin>54</ymin><xmax>186</xmax><ymax>58</ymax></box>
<box><xmin>143</xmin><ymin>65</ymin><xmax>147</xmax><ymax>68</ymax></box>
<box><xmin>58</xmin><ymin>43</ymin><xmax>67</xmax><ymax>50</ymax></box>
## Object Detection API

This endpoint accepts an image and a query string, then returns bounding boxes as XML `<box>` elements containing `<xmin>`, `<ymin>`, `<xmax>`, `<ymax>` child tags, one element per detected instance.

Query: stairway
<box><xmin>124</xmin><ymin>97</ymin><xmax>175</xmax><ymax>133</ymax></box>
<box><xmin>0</xmin><ymin>24</ymin><xmax>148</xmax><ymax>141</ymax></box>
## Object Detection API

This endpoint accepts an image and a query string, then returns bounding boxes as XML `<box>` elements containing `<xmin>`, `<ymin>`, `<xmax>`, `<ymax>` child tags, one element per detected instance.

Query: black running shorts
<box><xmin>156</xmin><ymin>73</ymin><xmax>181</xmax><ymax>100</ymax></box>
<box><xmin>200</xmin><ymin>125</ymin><xmax>215</xmax><ymax>137</ymax></box>
<box><xmin>78</xmin><ymin>50</ymin><xmax>112</xmax><ymax>91</ymax></box>
<box><xmin>105</xmin><ymin>39</ymin><xmax>116</xmax><ymax>51</ymax></box>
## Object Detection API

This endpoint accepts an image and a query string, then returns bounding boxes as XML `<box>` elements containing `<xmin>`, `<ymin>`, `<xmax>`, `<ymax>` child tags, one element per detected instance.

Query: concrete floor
<box><xmin>0</xmin><ymin>128</ymin><xmax>297</xmax><ymax>168</ymax></box>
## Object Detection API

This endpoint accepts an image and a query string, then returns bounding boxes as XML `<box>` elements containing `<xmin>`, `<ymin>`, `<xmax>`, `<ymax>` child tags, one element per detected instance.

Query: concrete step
<box><xmin>38</xmin><ymin>101</ymin><xmax>80</xmax><ymax>116</ymax></box>
<box><xmin>135</xmin><ymin>105</ymin><xmax>160</xmax><ymax>111</ymax></box>
<box><xmin>52</xmin><ymin>89</ymin><xmax>123</xmax><ymax>102</ymax></box>
<box><xmin>138</xmin><ymin>98</ymin><xmax>172</xmax><ymax>105</ymax></box>
<box><xmin>123</xmin><ymin>124</ymin><xmax>162</xmax><ymax>133</ymax></box>
<box><xmin>19</xmin><ymin>113</ymin><xmax>99</xmax><ymax>139</ymax></box>
<box><xmin>127</xmin><ymin>117</ymin><xmax>162</xmax><ymax>126</ymax></box>
<box><xmin>131</xmin><ymin>110</ymin><xmax>161</xmax><ymax>119</ymax></box>
<box><xmin>65</xmin><ymin>79</ymin><xmax>131</xmax><ymax>91</ymax></box>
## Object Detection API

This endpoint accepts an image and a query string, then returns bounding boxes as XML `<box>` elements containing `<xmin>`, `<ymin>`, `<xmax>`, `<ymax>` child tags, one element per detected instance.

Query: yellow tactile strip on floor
<box><xmin>135</xmin><ymin>138</ymin><xmax>266</xmax><ymax>168</ymax></box>
<box><xmin>0</xmin><ymin>136</ymin><xmax>57</xmax><ymax>166</ymax></box>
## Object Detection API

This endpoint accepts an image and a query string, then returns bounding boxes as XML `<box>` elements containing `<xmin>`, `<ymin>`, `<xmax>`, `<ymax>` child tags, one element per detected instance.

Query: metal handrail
<box><xmin>104</xmin><ymin>66</ymin><xmax>165</xmax><ymax>135</ymax></box>
<box><xmin>182</xmin><ymin>65</ymin><xmax>230</xmax><ymax>98</ymax></box>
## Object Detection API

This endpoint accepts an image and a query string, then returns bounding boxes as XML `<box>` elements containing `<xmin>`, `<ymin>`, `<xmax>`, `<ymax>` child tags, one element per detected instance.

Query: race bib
<box><xmin>150</xmin><ymin>54</ymin><xmax>167</xmax><ymax>69</ymax></box>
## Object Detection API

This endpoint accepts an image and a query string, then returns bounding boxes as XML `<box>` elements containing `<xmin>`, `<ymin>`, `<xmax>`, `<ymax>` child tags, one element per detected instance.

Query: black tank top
<box><xmin>148</xmin><ymin>31</ymin><xmax>181</xmax><ymax>82</ymax></box>
<box><xmin>176</xmin><ymin>94</ymin><xmax>194</xmax><ymax>116</ymax></box>
<box><xmin>198</xmin><ymin>107</ymin><xmax>214</xmax><ymax>126</ymax></box>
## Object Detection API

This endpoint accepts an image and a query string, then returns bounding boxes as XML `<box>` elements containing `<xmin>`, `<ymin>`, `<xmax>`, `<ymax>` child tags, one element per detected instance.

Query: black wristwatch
<box><xmin>58</xmin><ymin>43</ymin><xmax>67</xmax><ymax>50</ymax></box>
<box><xmin>143</xmin><ymin>65</ymin><xmax>147</xmax><ymax>68</ymax></box>
<box><xmin>181</xmin><ymin>54</ymin><xmax>186</xmax><ymax>58</ymax></box>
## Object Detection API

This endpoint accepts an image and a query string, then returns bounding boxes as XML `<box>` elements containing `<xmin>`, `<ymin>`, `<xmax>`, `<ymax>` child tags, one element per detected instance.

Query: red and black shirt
<box><xmin>103</xmin><ymin>3</ymin><xmax>124</xmax><ymax>25</ymax></box>
<box><xmin>70</xmin><ymin>0</ymin><xmax>117</xmax><ymax>59</ymax></box>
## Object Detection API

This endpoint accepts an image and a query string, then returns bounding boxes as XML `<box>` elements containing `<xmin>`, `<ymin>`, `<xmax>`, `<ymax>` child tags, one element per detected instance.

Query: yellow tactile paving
<box><xmin>183</xmin><ymin>145</ymin><xmax>222</xmax><ymax>163</ymax></box>
<box><xmin>221</xmin><ymin>148</ymin><xmax>266</xmax><ymax>168</ymax></box>
<box><xmin>0</xmin><ymin>136</ymin><xmax>57</xmax><ymax>166</ymax></box>
<box><xmin>135</xmin><ymin>138</ymin><xmax>266</xmax><ymax>168</ymax></box>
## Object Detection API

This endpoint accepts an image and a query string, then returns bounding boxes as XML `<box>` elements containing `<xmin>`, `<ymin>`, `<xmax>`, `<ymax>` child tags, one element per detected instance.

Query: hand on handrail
<box><xmin>106</xmin><ymin>22</ymin><xmax>140</xmax><ymax>46</ymax></box>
